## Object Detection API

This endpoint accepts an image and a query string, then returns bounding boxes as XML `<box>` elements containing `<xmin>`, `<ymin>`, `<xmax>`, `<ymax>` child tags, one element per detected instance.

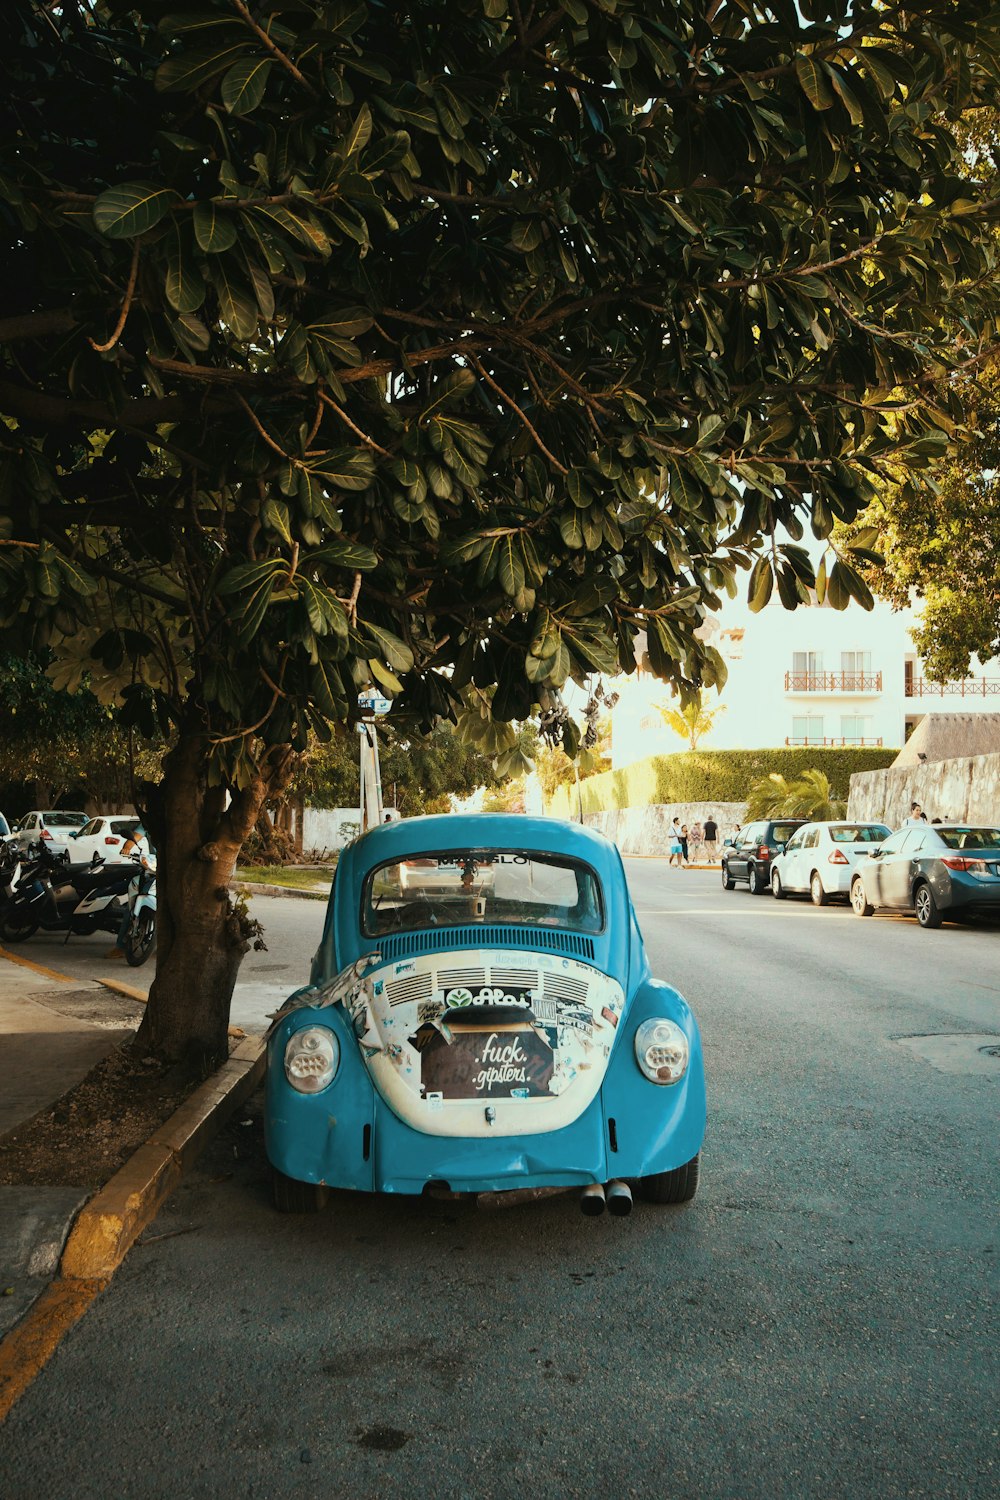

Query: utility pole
<box><xmin>357</xmin><ymin>690</ymin><xmax>392</xmax><ymax>832</ymax></box>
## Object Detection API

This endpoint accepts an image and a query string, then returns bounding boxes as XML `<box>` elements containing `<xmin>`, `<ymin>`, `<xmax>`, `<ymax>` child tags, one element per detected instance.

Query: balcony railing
<box><xmin>784</xmin><ymin>736</ymin><xmax>884</xmax><ymax>747</ymax></box>
<box><xmin>905</xmin><ymin>676</ymin><xmax>1000</xmax><ymax>698</ymax></box>
<box><xmin>785</xmin><ymin>671</ymin><xmax>882</xmax><ymax>693</ymax></box>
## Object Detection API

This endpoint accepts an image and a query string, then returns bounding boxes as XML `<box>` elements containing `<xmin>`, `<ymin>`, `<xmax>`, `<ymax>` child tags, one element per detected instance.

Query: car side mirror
<box><xmin>723</xmin><ymin>837</ymin><xmax>734</xmax><ymax>847</ymax></box>
<box><xmin>871</xmin><ymin>847</ymin><xmax>882</xmax><ymax>858</ymax></box>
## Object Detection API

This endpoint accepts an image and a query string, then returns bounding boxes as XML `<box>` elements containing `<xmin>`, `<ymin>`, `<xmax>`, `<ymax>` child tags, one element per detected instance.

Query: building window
<box><xmin>792</xmin><ymin>651</ymin><xmax>823</xmax><ymax>678</ymax></box>
<box><xmin>840</xmin><ymin>714</ymin><xmax>871</xmax><ymax>744</ymax></box>
<box><xmin>791</xmin><ymin>714</ymin><xmax>824</xmax><ymax>745</ymax></box>
<box><xmin>841</xmin><ymin>651</ymin><xmax>872</xmax><ymax>690</ymax></box>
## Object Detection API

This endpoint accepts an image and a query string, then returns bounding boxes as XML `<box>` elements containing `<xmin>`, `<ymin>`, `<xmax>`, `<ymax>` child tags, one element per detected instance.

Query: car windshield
<box><xmin>362</xmin><ymin>850</ymin><xmax>604</xmax><ymax>936</ymax></box>
<box><xmin>936</xmin><ymin>827</ymin><xmax>1000</xmax><ymax>850</ymax></box>
<box><xmin>829</xmin><ymin>824</ymin><xmax>891</xmax><ymax>843</ymax></box>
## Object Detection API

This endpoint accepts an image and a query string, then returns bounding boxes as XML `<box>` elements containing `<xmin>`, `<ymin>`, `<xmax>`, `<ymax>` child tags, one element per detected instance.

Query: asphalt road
<box><xmin>1</xmin><ymin>863</ymin><xmax>997</xmax><ymax>1499</ymax></box>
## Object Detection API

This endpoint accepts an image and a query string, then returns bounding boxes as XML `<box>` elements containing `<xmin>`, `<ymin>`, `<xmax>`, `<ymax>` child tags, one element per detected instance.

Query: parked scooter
<box><xmin>122</xmin><ymin>858</ymin><xmax>157</xmax><ymax>966</ymax></box>
<box><xmin>0</xmin><ymin>841</ymin><xmax>133</xmax><ymax>945</ymax></box>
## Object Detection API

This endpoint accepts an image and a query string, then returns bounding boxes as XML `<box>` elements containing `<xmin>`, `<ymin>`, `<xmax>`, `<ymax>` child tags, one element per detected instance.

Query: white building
<box><xmin>611</xmin><ymin>592</ymin><xmax>1000</xmax><ymax>768</ymax></box>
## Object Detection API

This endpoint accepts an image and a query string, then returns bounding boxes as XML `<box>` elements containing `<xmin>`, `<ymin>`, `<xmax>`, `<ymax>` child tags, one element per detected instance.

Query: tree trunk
<box><xmin>133</xmin><ymin>730</ymin><xmax>291</xmax><ymax>1071</ymax></box>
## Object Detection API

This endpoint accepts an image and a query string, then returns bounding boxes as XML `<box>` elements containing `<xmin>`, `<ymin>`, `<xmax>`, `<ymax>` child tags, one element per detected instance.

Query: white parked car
<box><xmin>65</xmin><ymin>815</ymin><xmax>149</xmax><ymax>865</ymax></box>
<box><xmin>770</xmin><ymin>820</ymin><xmax>892</xmax><ymax>906</ymax></box>
<box><xmin>7</xmin><ymin>810</ymin><xmax>90</xmax><ymax>860</ymax></box>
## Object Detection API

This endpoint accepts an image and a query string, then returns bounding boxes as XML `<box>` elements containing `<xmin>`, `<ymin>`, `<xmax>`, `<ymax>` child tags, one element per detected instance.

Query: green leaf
<box><xmin>368</xmin><ymin>657</ymin><xmax>403</xmax><ymax>695</ymax></box>
<box><xmin>234</xmin><ymin>574</ymin><xmax>277</xmax><ymax>645</ymax></box>
<box><xmin>362</xmin><ymin>622</ymin><xmax>414</xmax><ymax>674</ymax></box>
<box><xmin>306</xmin><ymin>448</ymin><xmax>376</xmax><ymax>491</ymax></box>
<box><xmin>217</xmin><ymin>558</ymin><xmax>286</xmax><ymax>595</ymax></box>
<box><xmin>93</xmin><ymin>182</ymin><xmax>177</xmax><ymax>240</ymax></box>
<box><xmin>56</xmin><ymin>555</ymin><xmax>98</xmax><ymax>597</ymax></box>
<box><xmin>341</xmin><ymin>104</ymin><xmax>373</xmax><ymax>158</ymax></box>
<box><xmin>419</xmin><ymin>368</ymin><xmax>477</xmax><ymax>424</ymax></box>
<box><xmin>309</xmin><ymin>307</ymin><xmax>373</xmax><ymax>339</ymax></box>
<box><xmin>155</xmin><ymin>42</ymin><xmax>250</xmax><ymax>94</ymax></box>
<box><xmin>826</xmin><ymin>64</ymin><xmax>865</xmax><ymax>125</ymax></box>
<box><xmin>165</xmin><ymin>228</ymin><xmax>205</xmax><ymax>312</ymax></box>
<box><xmin>512</xmin><ymin>219</ymin><xmax>545</xmax><ymax>253</ymax></box>
<box><xmin>173</xmin><ymin>312</ymin><xmax>211</xmax><ymax>350</ymax></box>
<box><xmin>497</xmin><ymin>535</ymin><xmax>525</xmax><ymax>599</ymax></box>
<box><xmin>311</xmin><ymin>658</ymin><xmax>347</xmax><ymax>719</ymax></box>
<box><xmin>193</xmin><ymin>200</ymin><xmax>238</xmax><ymax>253</ymax></box>
<box><xmin>794</xmin><ymin>52</ymin><xmax>835</xmax><ymax>110</ymax></box>
<box><xmin>262</xmin><ymin>497</ymin><xmax>292</xmax><ymax>544</ymax></box>
<box><xmin>748</xmin><ymin>556</ymin><xmax>774</xmax><ymax>612</ymax></box>
<box><xmin>299</xmin><ymin>578</ymin><xmax>349</xmax><ymax>639</ymax></box>
<box><xmin>311</xmin><ymin>537</ymin><xmax>378</xmax><ymax>570</ymax></box>
<box><xmin>210</xmin><ymin>261</ymin><xmax>258</xmax><ymax>340</ymax></box>
<box><xmin>221</xmin><ymin>56</ymin><xmax>273</xmax><ymax>115</ymax></box>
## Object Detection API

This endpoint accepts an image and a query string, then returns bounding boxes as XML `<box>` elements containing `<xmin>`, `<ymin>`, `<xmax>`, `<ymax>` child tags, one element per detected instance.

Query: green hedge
<box><xmin>547</xmin><ymin>746</ymin><xmax>898</xmax><ymax>818</ymax></box>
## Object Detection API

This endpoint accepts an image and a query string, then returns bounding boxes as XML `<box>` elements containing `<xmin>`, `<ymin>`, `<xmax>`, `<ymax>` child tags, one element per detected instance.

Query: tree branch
<box><xmin>88</xmin><ymin>240</ymin><xmax>140</xmax><ymax>353</ymax></box>
<box><xmin>229</xmin><ymin>0</ymin><xmax>317</xmax><ymax>96</ymax></box>
<box><xmin>468</xmin><ymin>354</ymin><xmax>568</xmax><ymax>473</ymax></box>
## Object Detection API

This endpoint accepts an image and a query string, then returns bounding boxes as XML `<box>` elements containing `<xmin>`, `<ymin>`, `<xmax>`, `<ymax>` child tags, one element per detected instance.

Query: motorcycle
<box><xmin>0</xmin><ymin>841</ymin><xmax>133</xmax><ymax>945</ymax></box>
<box><xmin>121</xmin><ymin>859</ymin><xmax>157</xmax><ymax>966</ymax></box>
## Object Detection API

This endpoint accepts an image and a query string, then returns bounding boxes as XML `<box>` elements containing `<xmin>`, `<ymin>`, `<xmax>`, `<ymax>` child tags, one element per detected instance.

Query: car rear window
<box><xmin>43</xmin><ymin>812</ymin><xmax>88</xmax><ymax>828</ymax></box>
<box><xmin>363</xmin><ymin>850</ymin><xmax>604</xmax><ymax>937</ymax></box>
<box><xmin>769</xmin><ymin>823</ymin><xmax>802</xmax><ymax>846</ymax></box>
<box><xmin>110</xmin><ymin>819</ymin><xmax>141</xmax><ymax>837</ymax></box>
<box><xmin>937</xmin><ymin>827</ymin><xmax>1000</xmax><ymax>850</ymax></box>
<box><xmin>829</xmin><ymin>825</ymin><xmax>891</xmax><ymax>843</ymax></box>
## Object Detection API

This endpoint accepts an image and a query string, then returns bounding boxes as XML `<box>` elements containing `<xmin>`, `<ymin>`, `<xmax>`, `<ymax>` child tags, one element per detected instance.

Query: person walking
<box><xmin>680</xmin><ymin>824</ymin><xmax>690</xmax><ymax>865</ymax></box>
<box><xmin>904</xmin><ymin>801</ymin><xmax>923</xmax><ymax>825</ymax></box>
<box><xmin>702</xmin><ymin>815</ymin><xmax>719</xmax><ymax>861</ymax></box>
<box><xmin>689</xmin><ymin>820</ymin><xmax>704</xmax><ymax>863</ymax></box>
<box><xmin>668</xmin><ymin>817</ymin><xmax>684</xmax><ymax>867</ymax></box>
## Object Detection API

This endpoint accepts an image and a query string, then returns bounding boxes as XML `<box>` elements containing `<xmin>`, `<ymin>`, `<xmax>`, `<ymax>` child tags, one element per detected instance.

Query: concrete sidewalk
<box><xmin>0</xmin><ymin>947</ymin><xmax>265</xmax><ymax>1416</ymax></box>
<box><xmin>0</xmin><ymin>958</ymin><xmax>132</xmax><ymax>1338</ymax></box>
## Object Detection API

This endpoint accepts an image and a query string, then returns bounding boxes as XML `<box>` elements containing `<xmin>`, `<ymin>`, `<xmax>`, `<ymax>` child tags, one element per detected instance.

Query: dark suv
<box><xmin>721</xmin><ymin>818</ymin><xmax>808</xmax><ymax>895</ymax></box>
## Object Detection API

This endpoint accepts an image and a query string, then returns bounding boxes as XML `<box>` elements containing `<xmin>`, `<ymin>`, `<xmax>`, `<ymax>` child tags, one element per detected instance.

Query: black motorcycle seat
<box><xmin>70</xmin><ymin>866</ymin><xmax>132</xmax><ymax>896</ymax></box>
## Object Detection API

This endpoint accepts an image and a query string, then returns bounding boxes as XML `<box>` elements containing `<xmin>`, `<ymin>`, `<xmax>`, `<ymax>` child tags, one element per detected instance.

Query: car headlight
<box><xmin>634</xmin><ymin>1018</ymin><xmax>689</xmax><ymax>1085</ymax></box>
<box><xmin>284</xmin><ymin>1026</ymin><xmax>340</xmax><ymax>1093</ymax></box>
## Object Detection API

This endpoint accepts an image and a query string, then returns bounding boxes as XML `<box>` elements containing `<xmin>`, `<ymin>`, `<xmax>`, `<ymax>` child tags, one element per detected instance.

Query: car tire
<box><xmin>810</xmin><ymin>872</ymin><xmax>828</xmax><ymax>907</ymax></box>
<box><xmin>0</xmin><ymin>913</ymin><xmax>39</xmax><ymax>943</ymax></box>
<box><xmin>636</xmin><ymin>1152</ymin><xmax>700</xmax><ymax>1205</ymax></box>
<box><xmin>272</xmin><ymin>1168</ymin><xmax>329</xmax><ymax>1213</ymax></box>
<box><xmin>850</xmin><ymin>877</ymin><xmax>873</xmax><ymax>917</ymax></box>
<box><xmin>124</xmin><ymin>911</ymin><xmax>156</xmax><ymax>967</ymax></box>
<box><xmin>748</xmin><ymin>863</ymin><xmax>766</xmax><ymax>895</ymax></box>
<box><xmin>914</xmin><ymin>881</ymin><xmax>942</xmax><ymax>929</ymax></box>
<box><xmin>721</xmin><ymin>863</ymin><xmax>735</xmax><ymax>891</ymax></box>
<box><xmin>771</xmin><ymin>869</ymin><xmax>785</xmax><ymax>900</ymax></box>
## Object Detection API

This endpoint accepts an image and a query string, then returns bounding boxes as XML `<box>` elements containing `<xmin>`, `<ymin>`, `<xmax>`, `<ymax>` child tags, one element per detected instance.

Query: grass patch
<box><xmin>237</xmin><ymin>865</ymin><xmax>333</xmax><ymax>892</ymax></box>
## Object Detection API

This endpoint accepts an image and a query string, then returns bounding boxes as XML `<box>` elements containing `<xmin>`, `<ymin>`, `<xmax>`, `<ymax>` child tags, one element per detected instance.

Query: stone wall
<box><xmin>578</xmin><ymin>802</ymin><xmax>746</xmax><ymax>857</ymax></box>
<box><xmin>848</xmin><ymin>752</ymin><xmax>1000</xmax><ymax>826</ymax></box>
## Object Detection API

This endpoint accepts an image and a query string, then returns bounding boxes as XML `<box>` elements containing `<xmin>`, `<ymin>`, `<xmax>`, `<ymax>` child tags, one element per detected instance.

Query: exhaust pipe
<box><xmin>580</xmin><ymin>1183</ymin><xmax>606</xmax><ymax>1217</ymax></box>
<box><xmin>606</xmin><ymin>1180</ymin><xmax>633</xmax><ymax>1217</ymax></box>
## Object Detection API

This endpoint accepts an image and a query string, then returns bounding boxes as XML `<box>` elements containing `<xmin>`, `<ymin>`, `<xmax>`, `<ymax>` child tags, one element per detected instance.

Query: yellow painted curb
<box><xmin>0</xmin><ymin>1277</ymin><xmax>105</xmax><ymax>1423</ymax></box>
<box><xmin>0</xmin><ymin>946</ymin><xmax>76</xmax><ymax>983</ymax></box>
<box><xmin>0</xmin><ymin>1033</ymin><xmax>266</xmax><ymax>1420</ymax></box>
<box><xmin>61</xmin><ymin>1033</ymin><xmax>266</xmax><ymax>1280</ymax></box>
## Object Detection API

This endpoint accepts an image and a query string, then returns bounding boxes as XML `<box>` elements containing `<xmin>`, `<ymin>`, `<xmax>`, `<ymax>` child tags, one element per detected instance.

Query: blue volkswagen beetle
<box><xmin>265</xmin><ymin>814</ymin><xmax>705</xmax><ymax>1217</ymax></box>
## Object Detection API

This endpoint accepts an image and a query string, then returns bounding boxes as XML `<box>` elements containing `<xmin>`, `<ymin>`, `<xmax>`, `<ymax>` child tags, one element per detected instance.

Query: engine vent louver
<box><xmin>385</xmin><ymin>971</ymin><xmax>434</xmax><ymax>1007</ymax></box>
<box><xmin>372</xmin><ymin>926</ymin><xmax>595</xmax><ymax>964</ymax></box>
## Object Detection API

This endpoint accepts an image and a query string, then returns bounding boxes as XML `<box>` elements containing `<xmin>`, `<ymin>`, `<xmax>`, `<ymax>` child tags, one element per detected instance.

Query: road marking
<box><xmin>0</xmin><ymin>946</ymin><xmax>76</xmax><ymax>982</ymax></box>
<box><xmin>0</xmin><ymin>1277</ymin><xmax>104</xmax><ymax>1422</ymax></box>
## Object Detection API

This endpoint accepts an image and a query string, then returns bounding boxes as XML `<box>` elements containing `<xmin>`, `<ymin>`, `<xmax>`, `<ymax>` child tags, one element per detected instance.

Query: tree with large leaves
<box><xmin>3</xmin><ymin>1</ymin><xmax>1000</xmax><ymax>1068</ymax></box>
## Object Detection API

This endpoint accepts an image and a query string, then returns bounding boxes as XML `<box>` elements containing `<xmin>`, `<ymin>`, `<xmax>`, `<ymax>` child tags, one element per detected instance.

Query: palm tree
<box><xmin>746</xmin><ymin>768</ymin><xmax>846</xmax><ymax>821</ymax></box>
<box><xmin>656</xmin><ymin>696</ymin><xmax>726</xmax><ymax>750</ymax></box>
